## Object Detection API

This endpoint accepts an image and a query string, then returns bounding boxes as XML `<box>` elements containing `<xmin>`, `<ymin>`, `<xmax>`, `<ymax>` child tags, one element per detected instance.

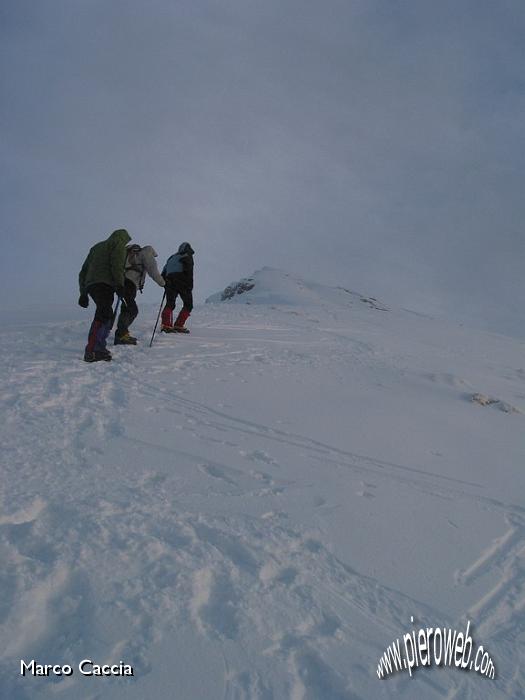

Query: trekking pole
<box><xmin>111</xmin><ymin>295</ymin><xmax>122</xmax><ymax>330</ymax></box>
<box><xmin>149</xmin><ymin>291</ymin><xmax>166</xmax><ymax>347</ymax></box>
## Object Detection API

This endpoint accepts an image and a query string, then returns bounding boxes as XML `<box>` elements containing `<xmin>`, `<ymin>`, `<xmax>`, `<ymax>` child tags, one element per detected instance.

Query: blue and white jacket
<box><xmin>162</xmin><ymin>242</ymin><xmax>194</xmax><ymax>289</ymax></box>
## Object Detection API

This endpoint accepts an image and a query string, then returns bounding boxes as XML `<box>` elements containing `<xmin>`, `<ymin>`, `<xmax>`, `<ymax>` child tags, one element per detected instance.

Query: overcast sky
<box><xmin>1</xmin><ymin>0</ymin><xmax>524</xmax><ymax>335</ymax></box>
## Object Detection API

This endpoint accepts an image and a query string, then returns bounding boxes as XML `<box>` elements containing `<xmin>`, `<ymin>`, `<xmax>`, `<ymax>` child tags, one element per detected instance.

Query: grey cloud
<box><xmin>1</xmin><ymin>0</ymin><xmax>524</xmax><ymax>335</ymax></box>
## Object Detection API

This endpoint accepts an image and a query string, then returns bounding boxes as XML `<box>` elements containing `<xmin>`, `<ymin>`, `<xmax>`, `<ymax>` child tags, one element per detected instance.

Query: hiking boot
<box><xmin>114</xmin><ymin>333</ymin><xmax>137</xmax><ymax>345</ymax></box>
<box><xmin>161</xmin><ymin>325</ymin><xmax>175</xmax><ymax>333</ymax></box>
<box><xmin>173</xmin><ymin>325</ymin><xmax>190</xmax><ymax>334</ymax></box>
<box><xmin>84</xmin><ymin>349</ymin><xmax>112</xmax><ymax>362</ymax></box>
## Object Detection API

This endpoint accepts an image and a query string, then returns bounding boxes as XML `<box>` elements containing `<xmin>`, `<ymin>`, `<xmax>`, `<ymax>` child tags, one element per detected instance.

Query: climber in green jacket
<box><xmin>78</xmin><ymin>229</ymin><xmax>131</xmax><ymax>362</ymax></box>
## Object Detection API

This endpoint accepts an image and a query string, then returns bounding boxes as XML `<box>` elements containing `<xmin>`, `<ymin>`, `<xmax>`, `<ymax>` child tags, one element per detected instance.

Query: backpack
<box><xmin>125</xmin><ymin>244</ymin><xmax>143</xmax><ymax>273</ymax></box>
<box><xmin>125</xmin><ymin>244</ymin><xmax>145</xmax><ymax>290</ymax></box>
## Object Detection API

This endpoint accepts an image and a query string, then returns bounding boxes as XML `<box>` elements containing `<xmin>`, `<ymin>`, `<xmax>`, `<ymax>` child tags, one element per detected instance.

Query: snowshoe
<box><xmin>173</xmin><ymin>326</ymin><xmax>190</xmax><ymax>334</ymax></box>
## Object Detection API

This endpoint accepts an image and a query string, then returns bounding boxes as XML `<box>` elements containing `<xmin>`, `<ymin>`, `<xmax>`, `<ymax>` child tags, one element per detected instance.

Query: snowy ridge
<box><xmin>205</xmin><ymin>267</ymin><xmax>388</xmax><ymax>311</ymax></box>
<box><xmin>0</xmin><ymin>271</ymin><xmax>524</xmax><ymax>699</ymax></box>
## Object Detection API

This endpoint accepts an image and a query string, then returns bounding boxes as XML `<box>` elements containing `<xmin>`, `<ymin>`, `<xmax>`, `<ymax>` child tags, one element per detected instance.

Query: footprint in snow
<box><xmin>250</xmin><ymin>471</ymin><xmax>274</xmax><ymax>485</ymax></box>
<box><xmin>259</xmin><ymin>562</ymin><xmax>299</xmax><ymax>586</ymax></box>
<box><xmin>356</xmin><ymin>481</ymin><xmax>377</xmax><ymax>499</ymax></box>
<box><xmin>198</xmin><ymin>463</ymin><xmax>238</xmax><ymax>486</ymax></box>
<box><xmin>240</xmin><ymin>449</ymin><xmax>278</xmax><ymax>466</ymax></box>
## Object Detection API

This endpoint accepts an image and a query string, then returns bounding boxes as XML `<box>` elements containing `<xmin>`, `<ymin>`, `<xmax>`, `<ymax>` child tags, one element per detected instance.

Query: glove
<box><xmin>78</xmin><ymin>293</ymin><xmax>89</xmax><ymax>308</ymax></box>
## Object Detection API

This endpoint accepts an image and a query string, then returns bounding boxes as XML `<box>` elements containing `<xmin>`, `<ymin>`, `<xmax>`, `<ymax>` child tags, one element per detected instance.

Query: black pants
<box><xmin>88</xmin><ymin>283</ymin><xmax>115</xmax><ymax>323</ymax></box>
<box><xmin>116</xmin><ymin>279</ymin><xmax>138</xmax><ymax>337</ymax></box>
<box><xmin>165</xmin><ymin>284</ymin><xmax>193</xmax><ymax>312</ymax></box>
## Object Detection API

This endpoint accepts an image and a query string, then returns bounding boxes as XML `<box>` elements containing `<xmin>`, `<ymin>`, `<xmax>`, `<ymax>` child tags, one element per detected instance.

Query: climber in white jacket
<box><xmin>114</xmin><ymin>244</ymin><xmax>165</xmax><ymax>345</ymax></box>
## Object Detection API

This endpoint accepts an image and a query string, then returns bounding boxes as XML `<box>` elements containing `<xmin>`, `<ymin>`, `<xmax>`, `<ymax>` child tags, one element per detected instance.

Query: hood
<box><xmin>141</xmin><ymin>245</ymin><xmax>158</xmax><ymax>257</ymax></box>
<box><xmin>108</xmin><ymin>229</ymin><xmax>131</xmax><ymax>245</ymax></box>
<box><xmin>178</xmin><ymin>242</ymin><xmax>194</xmax><ymax>255</ymax></box>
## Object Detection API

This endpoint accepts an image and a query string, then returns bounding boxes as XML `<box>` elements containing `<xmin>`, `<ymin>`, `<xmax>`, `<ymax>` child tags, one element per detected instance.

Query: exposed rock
<box><xmin>471</xmin><ymin>393</ymin><xmax>520</xmax><ymax>414</ymax></box>
<box><xmin>219</xmin><ymin>278</ymin><xmax>255</xmax><ymax>301</ymax></box>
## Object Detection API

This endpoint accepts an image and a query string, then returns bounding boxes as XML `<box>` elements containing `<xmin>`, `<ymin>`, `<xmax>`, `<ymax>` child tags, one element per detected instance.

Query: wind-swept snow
<box><xmin>0</xmin><ymin>270</ymin><xmax>523</xmax><ymax>699</ymax></box>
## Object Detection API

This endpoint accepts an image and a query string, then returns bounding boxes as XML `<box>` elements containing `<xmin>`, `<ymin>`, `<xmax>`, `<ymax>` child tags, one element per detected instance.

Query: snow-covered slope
<box><xmin>205</xmin><ymin>267</ymin><xmax>388</xmax><ymax>310</ymax></box>
<box><xmin>1</xmin><ymin>270</ymin><xmax>523</xmax><ymax>699</ymax></box>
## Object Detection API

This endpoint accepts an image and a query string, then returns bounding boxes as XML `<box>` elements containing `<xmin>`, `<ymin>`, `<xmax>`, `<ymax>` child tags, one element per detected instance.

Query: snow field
<box><xmin>0</xmin><ymin>271</ymin><xmax>524</xmax><ymax>699</ymax></box>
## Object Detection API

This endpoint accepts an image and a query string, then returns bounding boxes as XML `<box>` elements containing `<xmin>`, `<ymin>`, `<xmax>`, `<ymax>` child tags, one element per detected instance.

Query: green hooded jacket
<box><xmin>79</xmin><ymin>229</ymin><xmax>132</xmax><ymax>294</ymax></box>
